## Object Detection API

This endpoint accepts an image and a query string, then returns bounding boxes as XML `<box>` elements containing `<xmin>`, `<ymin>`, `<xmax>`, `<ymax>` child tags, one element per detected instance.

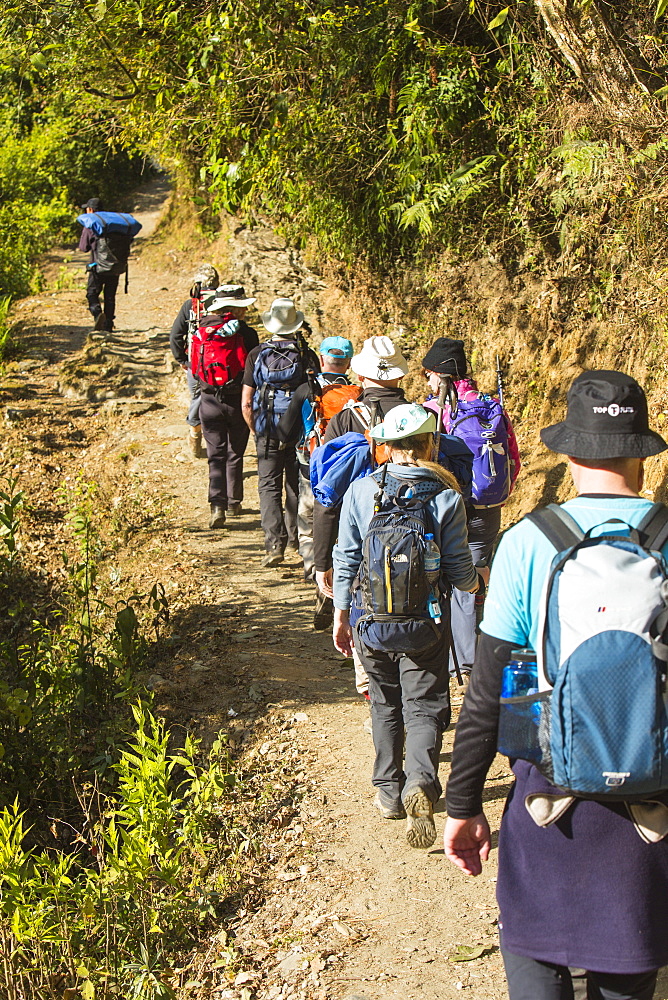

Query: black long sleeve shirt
<box><xmin>445</xmin><ymin>632</ymin><xmax>513</xmax><ymax>818</ymax></box>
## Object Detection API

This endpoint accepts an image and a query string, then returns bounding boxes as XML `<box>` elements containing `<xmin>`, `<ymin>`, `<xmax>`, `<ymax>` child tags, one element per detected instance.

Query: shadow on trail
<box><xmin>10</xmin><ymin>321</ymin><xmax>92</xmax><ymax>367</ymax></box>
<box><xmin>537</xmin><ymin>460</ymin><xmax>568</xmax><ymax>506</ymax></box>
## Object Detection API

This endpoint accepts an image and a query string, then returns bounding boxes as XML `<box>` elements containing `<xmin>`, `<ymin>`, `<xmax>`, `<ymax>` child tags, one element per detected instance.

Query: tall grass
<box><xmin>0</xmin><ymin>295</ymin><xmax>12</xmax><ymax>363</ymax></box>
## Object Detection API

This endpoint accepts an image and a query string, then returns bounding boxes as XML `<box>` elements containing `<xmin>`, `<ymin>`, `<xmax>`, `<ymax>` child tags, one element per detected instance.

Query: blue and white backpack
<box><xmin>77</xmin><ymin>211</ymin><xmax>142</xmax><ymax>280</ymax></box>
<box><xmin>499</xmin><ymin>502</ymin><xmax>668</xmax><ymax>800</ymax></box>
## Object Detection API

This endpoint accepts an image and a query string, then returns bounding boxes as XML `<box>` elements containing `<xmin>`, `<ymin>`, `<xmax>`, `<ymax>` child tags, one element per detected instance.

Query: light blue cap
<box><xmin>319</xmin><ymin>336</ymin><xmax>354</xmax><ymax>359</ymax></box>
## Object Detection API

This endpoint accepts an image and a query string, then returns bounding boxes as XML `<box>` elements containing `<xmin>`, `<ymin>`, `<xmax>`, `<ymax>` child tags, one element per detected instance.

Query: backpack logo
<box><xmin>603</xmin><ymin>772</ymin><xmax>630</xmax><ymax>787</ymax></box>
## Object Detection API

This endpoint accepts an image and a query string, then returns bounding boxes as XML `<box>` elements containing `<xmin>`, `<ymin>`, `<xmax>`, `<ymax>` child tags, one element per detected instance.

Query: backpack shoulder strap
<box><xmin>636</xmin><ymin>502</ymin><xmax>668</xmax><ymax>552</ymax></box>
<box><xmin>524</xmin><ymin>503</ymin><xmax>585</xmax><ymax>551</ymax></box>
<box><xmin>345</xmin><ymin>400</ymin><xmax>371</xmax><ymax>429</ymax></box>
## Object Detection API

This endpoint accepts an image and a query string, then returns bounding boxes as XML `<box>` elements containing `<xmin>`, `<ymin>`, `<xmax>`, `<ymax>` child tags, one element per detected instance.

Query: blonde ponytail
<box><xmin>414</xmin><ymin>458</ymin><xmax>461</xmax><ymax>493</ymax></box>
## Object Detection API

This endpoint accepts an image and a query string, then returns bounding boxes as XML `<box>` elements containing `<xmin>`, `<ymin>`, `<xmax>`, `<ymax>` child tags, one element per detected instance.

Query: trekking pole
<box><xmin>434</xmin><ymin>377</ymin><xmax>448</xmax><ymax>460</ymax></box>
<box><xmin>496</xmin><ymin>354</ymin><xmax>505</xmax><ymax>410</ymax></box>
<box><xmin>434</xmin><ymin>376</ymin><xmax>457</xmax><ymax>460</ymax></box>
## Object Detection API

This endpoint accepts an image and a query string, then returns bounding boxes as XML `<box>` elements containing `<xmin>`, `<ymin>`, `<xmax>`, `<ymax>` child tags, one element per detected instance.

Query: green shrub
<box><xmin>0</xmin><ymin>706</ymin><xmax>239</xmax><ymax>1000</ymax></box>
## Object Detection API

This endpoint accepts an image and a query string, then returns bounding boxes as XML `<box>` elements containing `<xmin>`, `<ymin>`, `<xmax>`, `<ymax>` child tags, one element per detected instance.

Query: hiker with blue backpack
<box><xmin>241</xmin><ymin>298</ymin><xmax>320</xmax><ymax>567</ymax></box>
<box><xmin>169</xmin><ymin>264</ymin><xmax>221</xmax><ymax>458</ymax></box>
<box><xmin>332</xmin><ymin>403</ymin><xmax>486</xmax><ymax>849</ymax></box>
<box><xmin>444</xmin><ymin>371</ymin><xmax>668</xmax><ymax>1000</ymax></box>
<box><xmin>77</xmin><ymin>197</ymin><xmax>142</xmax><ymax>333</ymax></box>
<box><xmin>194</xmin><ymin>287</ymin><xmax>260</xmax><ymax>529</ymax></box>
<box><xmin>422</xmin><ymin>338</ymin><xmax>521</xmax><ymax>678</ymax></box>
<box><xmin>276</xmin><ymin>336</ymin><xmax>357</xmax><ymax>621</ymax></box>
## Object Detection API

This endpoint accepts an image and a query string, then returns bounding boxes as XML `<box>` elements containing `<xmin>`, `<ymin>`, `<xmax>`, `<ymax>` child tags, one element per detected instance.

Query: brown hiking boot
<box><xmin>188</xmin><ymin>429</ymin><xmax>203</xmax><ymax>458</ymax></box>
<box><xmin>403</xmin><ymin>786</ymin><xmax>437</xmax><ymax>849</ymax></box>
<box><xmin>373</xmin><ymin>792</ymin><xmax>406</xmax><ymax>820</ymax></box>
<box><xmin>227</xmin><ymin>503</ymin><xmax>243</xmax><ymax>517</ymax></box>
<box><xmin>260</xmin><ymin>546</ymin><xmax>284</xmax><ymax>568</ymax></box>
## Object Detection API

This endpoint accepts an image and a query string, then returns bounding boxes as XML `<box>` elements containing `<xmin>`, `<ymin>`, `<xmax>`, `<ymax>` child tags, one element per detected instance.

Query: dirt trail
<box><xmin>4</xmin><ymin>180</ymin><xmax>665</xmax><ymax>1000</ymax></box>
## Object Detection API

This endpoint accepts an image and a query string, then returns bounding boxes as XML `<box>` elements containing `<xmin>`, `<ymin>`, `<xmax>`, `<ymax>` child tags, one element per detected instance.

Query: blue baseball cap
<box><xmin>319</xmin><ymin>336</ymin><xmax>354</xmax><ymax>359</ymax></box>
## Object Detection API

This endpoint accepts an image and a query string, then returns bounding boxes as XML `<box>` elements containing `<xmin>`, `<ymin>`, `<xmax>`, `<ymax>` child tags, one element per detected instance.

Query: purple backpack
<box><xmin>426</xmin><ymin>394</ymin><xmax>510</xmax><ymax>507</ymax></box>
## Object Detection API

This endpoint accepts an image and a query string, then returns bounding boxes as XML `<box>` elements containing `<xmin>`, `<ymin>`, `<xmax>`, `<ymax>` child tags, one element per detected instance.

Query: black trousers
<box><xmin>255</xmin><ymin>436</ymin><xmax>298</xmax><ymax>552</ymax></box>
<box><xmin>86</xmin><ymin>269</ymin><xmax>119</xmax><ymax>325</ymax></box>
<box><xmin>199</xmin><ymin>391</ymin><xmax>250</xmax><ymax>508</ymax></box>
<box><xmin>502</xmin><ymin>947</ymin><xmax>658</xmax><ymax>1000</ymax></box>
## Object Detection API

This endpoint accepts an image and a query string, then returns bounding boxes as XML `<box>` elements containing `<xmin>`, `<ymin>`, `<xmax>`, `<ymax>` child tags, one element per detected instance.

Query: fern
<box><xmin>394</xmin><ymin>156</ymin><xmax>495</xmax><ymax>235</ymax></box>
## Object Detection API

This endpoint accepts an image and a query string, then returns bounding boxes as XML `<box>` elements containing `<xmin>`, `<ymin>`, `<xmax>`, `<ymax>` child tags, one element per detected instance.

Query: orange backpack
<box><xmin>305</xmin><ymin>382</ymin><xmax>362</xmax><ymax>455</ymax></box>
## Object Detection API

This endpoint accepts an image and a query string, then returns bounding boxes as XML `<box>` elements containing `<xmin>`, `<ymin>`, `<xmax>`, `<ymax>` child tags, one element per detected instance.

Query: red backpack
<box><xmin>190</xmin><ymin>312</ymin><xmax>248</xmax><ymax>389</ymax></box>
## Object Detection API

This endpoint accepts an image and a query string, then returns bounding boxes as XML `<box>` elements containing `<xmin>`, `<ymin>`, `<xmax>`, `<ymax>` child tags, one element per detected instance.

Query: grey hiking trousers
<box><xmin>450</xmin><ymin>505</ymin><xmax>502</xmax><ymax>674</ymax></box>
<box><xmin>255</xmin><ymin>435</ymin><xmax>299</xmax><ymax>552</ymax></box>
<box><xmin>354</xmin><ymin>630</ymin><xmax>451</xmax><ymax>811</ymax></box>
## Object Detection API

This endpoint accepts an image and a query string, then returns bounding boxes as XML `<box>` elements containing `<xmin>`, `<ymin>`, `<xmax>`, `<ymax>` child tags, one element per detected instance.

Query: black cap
<box><xmin>81</xmin><ymin>197</ymin><xmax>103</xmax><ymax>211</ymax></box>
<box><xmin>421</xmin><ymin>337</ymin><xmax>468</xmax><ymax>377</ymax></box>
<box><xmin>540</xmin><ymin>370</ymin><xmax>667</xmax><ymax>460</ymax></box>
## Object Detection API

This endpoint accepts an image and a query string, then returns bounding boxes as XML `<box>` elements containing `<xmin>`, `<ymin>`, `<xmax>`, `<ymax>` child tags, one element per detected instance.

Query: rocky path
<box><xmin>5</xmin><ymin>180</ymin><xmax>662</xmax><ymax>1000</ymax></box>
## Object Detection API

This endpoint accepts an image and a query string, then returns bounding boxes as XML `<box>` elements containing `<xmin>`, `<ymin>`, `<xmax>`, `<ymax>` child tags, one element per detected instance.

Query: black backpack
<box><xmin>94</xmin><ymin>231</ymin><xmax>133</xmax><ymax>276</ymax></box>
<box><xmin>353</xmin><ymin>468</ymin><xmax>447</xmax><ymax>654</ymax></box>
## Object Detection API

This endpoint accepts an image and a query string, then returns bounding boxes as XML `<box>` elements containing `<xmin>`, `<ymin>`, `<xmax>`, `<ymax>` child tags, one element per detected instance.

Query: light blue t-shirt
<box><xmin>482</xmin><ymin>496</ymin><xmax>668</xmax><ymax>651</ymax></box>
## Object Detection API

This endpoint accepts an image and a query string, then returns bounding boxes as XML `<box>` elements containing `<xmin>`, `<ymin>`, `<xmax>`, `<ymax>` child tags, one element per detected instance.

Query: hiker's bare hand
<box><xmin>333</xmin><ymin>609</ymin><xmax>353</xmax><ymax>657</ymax></box>
<box><xmin>477</xmin><ymin>565</ymin><xmax>490</xmax><ymax>587</ymax></box>
<box><xmin>316</xmin><ymin>569</ymin><xmax>334</xmax><ymax>599</ymax></box>
<box><xmin>443</xmin><ymin>814</ymin><xmax>491</xmax><ymax>876</ymax></box>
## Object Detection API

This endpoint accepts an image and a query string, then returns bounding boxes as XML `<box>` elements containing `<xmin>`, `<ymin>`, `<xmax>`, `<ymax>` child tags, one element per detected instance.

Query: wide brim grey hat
<box><xmin>540</xmin><ymin>370</ymin><xmax>668</xmax><ymax>460</ymax></box>
<box><xmin>350</xmin><ymin>336</ymin><xmax>409</xmax><ymax>381</ymax></box>
<box><xmin>261</xmin><ymin>297</ymin><xmax>304</xmax><ymax>335</ymax></box>
<box><xmin>369</xmin><ymin>403</ymin><xmax>436</xmax><ymax>441</ymax></box>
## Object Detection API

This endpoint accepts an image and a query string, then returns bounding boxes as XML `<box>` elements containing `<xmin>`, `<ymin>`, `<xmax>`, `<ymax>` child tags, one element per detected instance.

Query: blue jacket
<box><xmin>310</xmin><ymin>432</ymin><xmax>372</xmax><ymax>508</ymax></box>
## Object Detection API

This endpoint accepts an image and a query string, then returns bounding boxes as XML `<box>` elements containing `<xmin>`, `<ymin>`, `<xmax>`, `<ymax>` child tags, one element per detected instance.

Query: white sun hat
<box><xmin>261</xmin><ymin>298</ymin><xmax>305</xmax><ymax>336</ymax></box>
<box><xmin>350</xmin><ymin>336</ymin><xmax>409</xmax><ymax>381</ymax></box>
<box><xmin>209</xmin><ymin>284</ymin><xmax>257</xmax><ymax>309</ymax></box>
<box><xmin>369</xmin><ymin>403</ymin><xmax>436</xmax><ymax>441</ymax></box>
